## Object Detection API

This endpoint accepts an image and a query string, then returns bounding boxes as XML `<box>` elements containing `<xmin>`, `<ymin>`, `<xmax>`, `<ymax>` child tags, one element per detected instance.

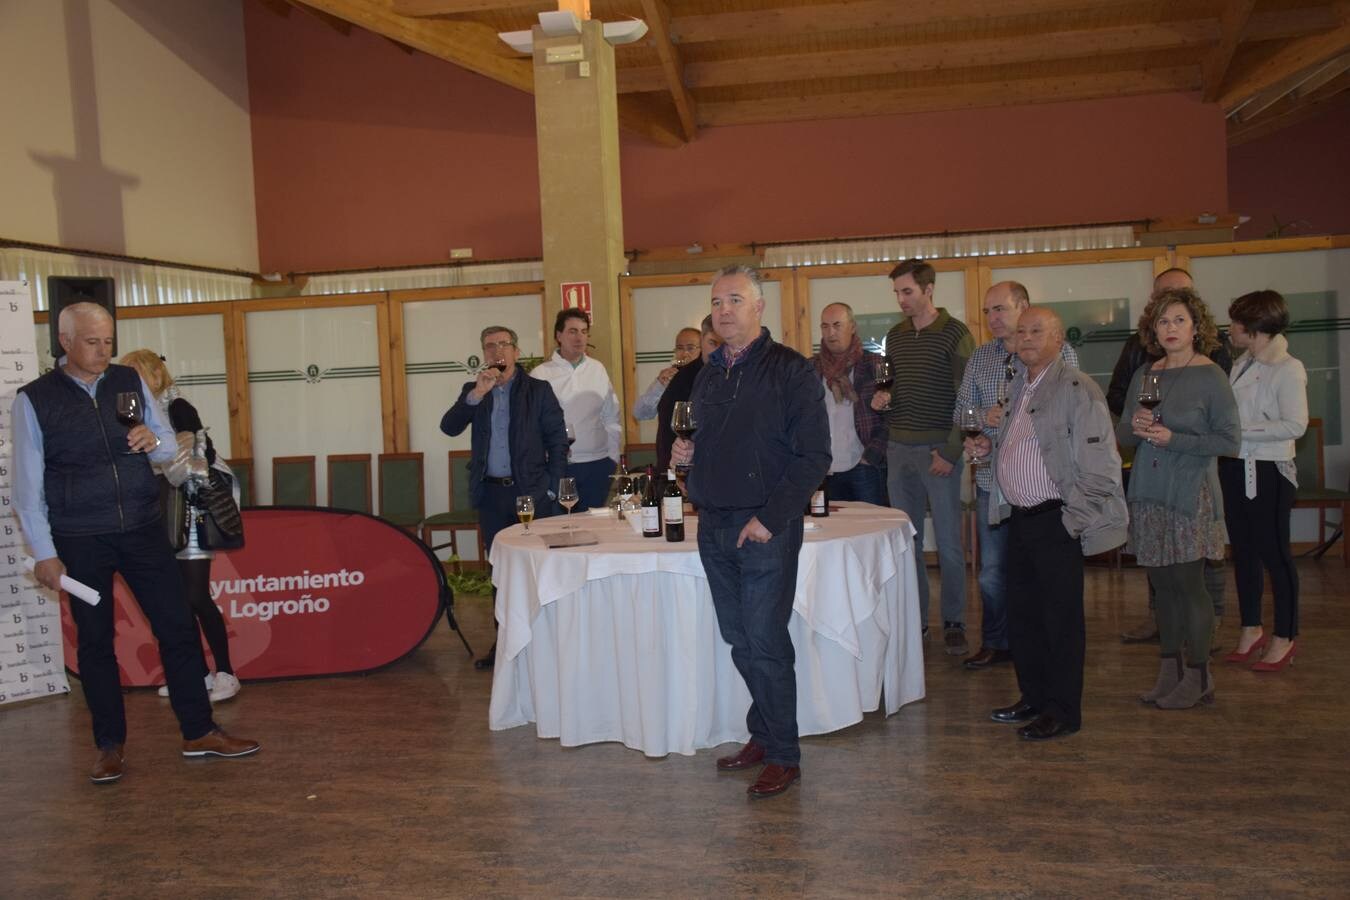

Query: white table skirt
<box><xmin>488</xmin><ymin>503</ymin><xmax>925</xmax><ymax>757</ymax></box>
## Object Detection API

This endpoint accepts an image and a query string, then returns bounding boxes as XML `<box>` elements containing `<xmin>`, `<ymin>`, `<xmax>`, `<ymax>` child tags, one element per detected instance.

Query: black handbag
<box><xmin>195</xmin><ymin>467</ymin><xmax>245</xmax><ymax>551</ymax></box>
<box><xmin>160</xmin><ymin>478</ymin><xmax>189</xmax><ymax>551</ymax></box>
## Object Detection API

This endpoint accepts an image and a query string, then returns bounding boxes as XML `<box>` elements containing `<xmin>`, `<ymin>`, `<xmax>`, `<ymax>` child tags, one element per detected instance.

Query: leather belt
<box><xmin>483</xmin><ymin>475</ymin><xmax>515</xmax><ymax>486</ymax></box>
<box><xmin>1011</xmin><ymin>498</ymin><xmax>1064</xmax><ymax>516</ymax></box>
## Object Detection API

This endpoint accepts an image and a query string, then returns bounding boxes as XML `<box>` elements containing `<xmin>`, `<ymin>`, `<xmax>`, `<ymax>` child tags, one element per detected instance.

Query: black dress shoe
<box><xmin>963</xmin><ymin>648</ymin><xmax>1013</xmax><ymax>670</ymax></box>
<box><xmin>989</xmin><ymin>700</ymin><xmax>1039</xmax><ymax>724</ymax></box>
<box><xmin>473</xmin><ymin>641</ymin><xmax>497</xmax><ymax>671</ymax></box>
<box><xmin>1017</xmin><ymin>713</ymin><xmax>1080</xmax><ymax>741</ymax></box>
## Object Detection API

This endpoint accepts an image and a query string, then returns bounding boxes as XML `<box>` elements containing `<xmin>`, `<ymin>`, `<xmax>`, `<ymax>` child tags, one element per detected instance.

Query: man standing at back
<box><xmin>812</xmin><ymin>302</ymin><xmax>888</xmax><ymax>505</ymax></box>
<box><xmin>531</xmin><ymin>309</ymin><xmax>621</xmax><ymax>511</ymax></box>
<box><xmin>441</xmin><ymin>325</ymin><xmax>568</xmax><ymax>670</ymax></box>
<box><xmin>877</xmin><ymin>259</ymin><xmax>975</xmax><ymax>654</ymax></box>
<box><xmin>13</xmin><ymin>302</ymin><xmax>260</xmax><ymax>784</ymax></box>
<box><xmin>672</xmin><ymin>265</ymin><xmax>830</xmax><ymax>800</ymax></box>
<box><xmin>955</xmin><ymin>281</ymin><xmax>1079</xmax><ymax>670</ymax></box>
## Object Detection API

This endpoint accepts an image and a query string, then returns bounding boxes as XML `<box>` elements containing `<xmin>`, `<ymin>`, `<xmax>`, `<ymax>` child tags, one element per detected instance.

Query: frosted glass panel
<box><xmin>630</xmin><ymin>281</ymin><xmax>782</xmax><ymax>444</ymax></box>
<box><xmin>991</xmin><ymin>260</ymin><xmax>1155</xmax><ymax>393</ymax></box>
<box><xmin>246</xmin><ymin>305</ymin><xmax>383</xmax><ymax>504</ymax></box>
<box><xmin>404</xmin><ymin>293</ymin><xmax>544</xmax><ymax>561</ymax></box>
<box><xmin>808</xmin><ymin>270</ymin><xmax>966</xmax><ymax>356</ymax></box>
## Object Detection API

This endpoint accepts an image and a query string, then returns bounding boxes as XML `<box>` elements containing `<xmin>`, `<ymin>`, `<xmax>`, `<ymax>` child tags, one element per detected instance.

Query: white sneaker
<box><xmin>209</xmin><ymin>672</ymin><xmax>241</xmax><ymax>703</ymax></box>
<box><xmin>158</xmin><ymin>673</ymin><xmax>214</xmax><ymax>698</ymax></box>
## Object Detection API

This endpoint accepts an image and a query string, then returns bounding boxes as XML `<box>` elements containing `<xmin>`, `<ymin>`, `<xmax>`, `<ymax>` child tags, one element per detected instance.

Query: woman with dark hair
<box><xmin>1117</xmin><ymin>288</ymin><xmax>1240</xmax><ymax>709</ymax></box>
<box><xmin>1219</xmin><ymin>290</ymin><xmax>1307</xmax><ymax>672</ymax></box>
<box><xmin>121</xmin><ymin>349</ymin><xmax>242</xmax><ymax>703</ymax></box>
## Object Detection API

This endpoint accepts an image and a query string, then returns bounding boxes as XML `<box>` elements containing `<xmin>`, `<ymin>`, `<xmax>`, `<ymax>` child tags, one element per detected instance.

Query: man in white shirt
<box><xmin>531</xmin><ymin>308</ymin><xmax>622</xmax><ymax>511</ymax></box>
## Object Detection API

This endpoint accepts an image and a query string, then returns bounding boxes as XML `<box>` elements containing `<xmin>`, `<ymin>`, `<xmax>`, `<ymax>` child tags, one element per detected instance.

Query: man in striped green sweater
<box><xmin>877</xmin><ymin>259</ymin><xmax>976</xmax><ymax>654</ymax></box>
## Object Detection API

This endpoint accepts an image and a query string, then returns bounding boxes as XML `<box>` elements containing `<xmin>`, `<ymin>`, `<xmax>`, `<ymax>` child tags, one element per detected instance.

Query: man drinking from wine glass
<box><xmin>441</xmin><ymin>325</ymin><xmax>568</xmax><ymax>670</ymax></box>
<box><xmin>632</xmin><ymin>326</ymin><xmax>701</xmax><ymax>421</ymax></box>
<box><xmin>649</xmin><ymin>316</ymin><xmax>721</xmax><ymax>472</ymax></box>
<box><xmin>671</xmin><ymin>265</ymin><xmax>830</xmax><ymax>799</ymax></box>
<box><xmin>811</xmin><ymin>302</ymin><xmax>888</xmax><ymax>505</ymax></box>
<box><xmin>965</xmin><ymin>308</ymin><xmax>1126</xmax><ymax>741</ymax></box>
<box><xmin>12</xmin><ymin>302</ymin><xmax>260</xmax><ymax>784</ymax></box>
<box><xmin>953</xmin><ymin>282</ymin><xmax>1079</xmax><ymax>672</ymax></box>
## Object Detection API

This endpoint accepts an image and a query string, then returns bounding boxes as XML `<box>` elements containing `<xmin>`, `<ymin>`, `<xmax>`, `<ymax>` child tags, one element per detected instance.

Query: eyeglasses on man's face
<box><xmin>483</xmin><ymin>340</ymin><xmax>517</xmax><ymax>351</ymax></box>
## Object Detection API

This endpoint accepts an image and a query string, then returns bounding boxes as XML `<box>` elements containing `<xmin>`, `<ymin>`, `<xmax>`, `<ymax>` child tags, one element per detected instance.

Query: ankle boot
<box><xmin>1156</xmin><ymin>662</ymin><xmax>1215</xmax><ymax>709</ymax></box>
<box><xmin>1139</xmin><ymin>653</ymin><xmax>1184</xmax><ymax>704</ymax></box>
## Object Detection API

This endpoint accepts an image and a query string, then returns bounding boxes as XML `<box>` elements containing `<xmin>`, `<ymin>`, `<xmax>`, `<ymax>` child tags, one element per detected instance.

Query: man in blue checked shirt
<box><xmin>954</xmin><ymin>281</ymin><xmax>1079</xmax><ymax>671</ymax></box>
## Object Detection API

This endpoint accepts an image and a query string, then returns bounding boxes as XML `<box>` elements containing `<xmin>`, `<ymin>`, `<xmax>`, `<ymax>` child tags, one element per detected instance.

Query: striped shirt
<box><xmin>884</xmin><ymin>308</ymin><xmax>975</xmax><ymax>461</ymax></box>
<box><xmin>956</xmin><ymin>337</ymin><xmax>1080</xmax><ymax>491</ymax></box>
<box><xmin>997</xmin><ymin>364</ymin><xmax>1061</xmax><ymax>507</ymax></box>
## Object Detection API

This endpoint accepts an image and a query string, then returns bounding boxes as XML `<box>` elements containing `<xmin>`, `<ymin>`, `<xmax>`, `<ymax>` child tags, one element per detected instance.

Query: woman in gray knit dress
<box><xmin>1116</xmin><ymin>288</ymin><xmax>1240</xmax><ymax>709</ymax></box>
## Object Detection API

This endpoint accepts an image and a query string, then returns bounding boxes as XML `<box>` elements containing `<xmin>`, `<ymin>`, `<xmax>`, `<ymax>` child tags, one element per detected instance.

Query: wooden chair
<box><xmin>272</xmin><ymin>455</ymin><xmax>316</xmax><ymax>506</ymax></box>
<box><xmin>1293</xmin><ymin>417</ymin><xmax>1349</xmax><ymax>566</ymax></box>
<box><xmin>421</xmin><ymin>450</ymin><xmax>484</xmax><ymax>571</ymax></box>
<box><xmin>226</xmin><ymin>458</ymin><xmax>254</xmax><ymax>506</ymax></box>
<box><xmin>378</xmin><ymin>452</ymin><xmax>425</xmax><ymax>531</ymax></box>
<box><xmin>327</xmin><ymin>453</ymin><xmax>373</xmax><ymax>514</ymax></box>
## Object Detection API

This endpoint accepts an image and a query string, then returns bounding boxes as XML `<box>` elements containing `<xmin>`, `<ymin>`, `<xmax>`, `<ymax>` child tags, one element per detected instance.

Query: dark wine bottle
<box><xmin>642</xmin><ymin>465</ymin><xmax>662</xmax><ymax>538</ymax></box>
<box><xmin>663</xmin><ymin>470</ymin><xmax>685</xmax><ymax>542</ymax></box>
<box><xmin>810</xmin><ymin>480</ymin><xmax>829</xmax><ymax>517</ymax></box>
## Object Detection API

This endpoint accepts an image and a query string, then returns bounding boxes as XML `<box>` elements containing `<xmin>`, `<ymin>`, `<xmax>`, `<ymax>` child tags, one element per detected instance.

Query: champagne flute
<box><xmin>558</xmin><ymin>477</ymin><xmax>578</xmax><ymax>530</ymax></box>
<box><xmin>515</xmin><ymin>495</ymin><xmax>535</xmax><ymax>534</ymax></box>
<box><xmin>670</xmin><ymin>402</ymin><xmax>697</xmax><ymax>475</ymax></box>
<box><xmin>1137</xmin><ymin>373</ymin><xmax>1163</xmax><ymax>422</ymax></box>
<box><xmin>959</xmin><ymin>405</ymin><xmax>984</xmax><ymax>464</ymax></box>
<box><xmin>873</xmin><ymin>359</ymin><xmax>893</xmax><ymax>410</ymax></box>
<box><xmin>114</xmin><ymin>392</ymin><xmax>142</xmax><ymax>454</ymax></box>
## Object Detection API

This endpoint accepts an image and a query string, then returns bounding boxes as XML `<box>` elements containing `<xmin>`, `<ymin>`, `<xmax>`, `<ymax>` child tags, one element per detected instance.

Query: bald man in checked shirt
<box><xmin>966</xmin><ymin>308</ymin><xmax>1127</xmax><ymax>742</ymax></box>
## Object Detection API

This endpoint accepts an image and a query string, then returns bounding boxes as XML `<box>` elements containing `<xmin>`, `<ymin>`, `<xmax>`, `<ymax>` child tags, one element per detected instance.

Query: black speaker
<box><xmin>48</xmin><ymin>276</ymin><xmax>116</xmax><ymax>359</ymax></box>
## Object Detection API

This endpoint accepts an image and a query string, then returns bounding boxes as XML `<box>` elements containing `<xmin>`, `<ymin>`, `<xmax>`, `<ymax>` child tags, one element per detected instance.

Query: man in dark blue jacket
<box><xmin>672</xmin><ymin>265</ymin><xmax>831</xmax><ymax>799</ymax></box>
<box><xmin>440</xmin><ymin>325</ymin><xmax>568</xmax><ymax>668</ymax></box>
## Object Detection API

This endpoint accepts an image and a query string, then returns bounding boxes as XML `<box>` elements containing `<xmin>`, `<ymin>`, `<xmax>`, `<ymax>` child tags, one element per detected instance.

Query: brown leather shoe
<box><xmin>963</xmin><ymin>647</ymin><xmax>1013</xmax><ymax>670</ymax></box>
<box><xmin>91</xmin><ymin>745</ymin><xmax>125</xmax><ymax>784</ymax></box>
<box><xmin>747</xmin><ymin>764</ymin><xmax>801</xmax><ymax>799</ymax></box>
<box><xmin>716</xmin><ymin>741</ymin><xmax>765</xmax><ymax>771</ymax></box>
<box><xmin>182</xmin><ymin>728</ymin><xmax>261</xmax><ymax>758</ymax></box>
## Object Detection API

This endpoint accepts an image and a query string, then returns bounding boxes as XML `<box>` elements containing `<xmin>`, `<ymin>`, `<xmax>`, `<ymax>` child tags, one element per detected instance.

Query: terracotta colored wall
<box><xmin>1228</xmin><ymin>93</ymin><xmax>1350</xmax><ymax>242</ymax></box>
<box><xmin>244</xmin><ymin>1</ymin><xmax>1229</xmax><ymax>273</ymax></box>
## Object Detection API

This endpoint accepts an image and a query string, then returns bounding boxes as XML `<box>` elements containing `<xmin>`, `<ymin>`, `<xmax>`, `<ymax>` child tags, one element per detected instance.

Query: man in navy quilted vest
<box><xmin>12</xmin><ymin>302</ymin><xmax>259</xmax><ymax>784</ymax></box>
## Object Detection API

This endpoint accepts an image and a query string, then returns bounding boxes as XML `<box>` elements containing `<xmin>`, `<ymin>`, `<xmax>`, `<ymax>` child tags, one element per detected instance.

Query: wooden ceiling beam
<box><xmin>620</xmin><ymin>20</ymin><xmax>1217</xmax><ymax>93</ymax></box>
<box><xmin>697</xmin><ymin>66</ymin><xmax>1201</xmax><ymax>127</ymax></box>
<box><xmin>1234</xmin><ymin>50</ymin><xmax>1350</xmax><ymax>121</ymax></box>
<box><xmin>287</xmin><ymin>0</ymin><xmax>354</xmax><ymax>35</ymax></box>
<box><xmin>1202</xmin><ymin>0</ymin><xmax>1256</xmax><ymax>102</ymax></box>
<box><xmin>390</xmin><ymin>0</ymin><xmax>550</xmax><ymax>14</ymax></box>
<box><xmin>1218</xmin><ymin>15</ymin><xmax>1350</xmax><ymax>112</ymax></box>
<box><xmin>639</xmin><ymin>0</ymin><xmax>697</xmax><ymax>141</ymax></box>
<box><xmin>672</xmin><ymin>0</ymin><xmax>1137</xmax><ymax>45</ymax></box>
<box><xmin>1227</xmin><ymin>70</ymin><xmax>1350</xmax><ymax>145</ymax></box>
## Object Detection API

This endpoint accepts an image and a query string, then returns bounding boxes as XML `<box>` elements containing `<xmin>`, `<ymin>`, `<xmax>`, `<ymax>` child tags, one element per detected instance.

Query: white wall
<box><xmin>0</xmin><ymin>0</ymin><xmax>258</xmax><ymax>271</ymax></box>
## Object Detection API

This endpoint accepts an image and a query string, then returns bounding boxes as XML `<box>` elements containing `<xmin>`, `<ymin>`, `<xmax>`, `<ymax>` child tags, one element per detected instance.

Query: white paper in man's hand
<box><xmin>22</xmin><ymin>557</ymin><xmax>101</xmax><ymax>606</ymax></box>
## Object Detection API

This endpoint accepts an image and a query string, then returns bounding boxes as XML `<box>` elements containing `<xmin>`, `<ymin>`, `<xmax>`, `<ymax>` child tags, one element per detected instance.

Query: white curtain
<box><xmin>763</xmin><ymin>225</ymin><xmax>1137</xmax><ymax>268</ymax></box>
<box><xmin>0</xmin><ymin>246</ymin><xmax>256</xmax><ymax>310</ymax></box>
<box><xmin>300</xmin><ymin>260</ymin><xmax>544</xmax><ymax>295</ymax></box>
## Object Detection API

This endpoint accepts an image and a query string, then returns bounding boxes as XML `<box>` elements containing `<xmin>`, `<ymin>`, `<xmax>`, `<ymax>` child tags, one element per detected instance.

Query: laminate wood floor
<box><xmin>2</xmin><ymin>561</ymin><xmax>1346</xmax><ymax>898</ymax></box>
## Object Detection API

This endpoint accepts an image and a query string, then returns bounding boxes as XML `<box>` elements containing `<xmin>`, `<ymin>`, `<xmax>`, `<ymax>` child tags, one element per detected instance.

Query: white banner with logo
<box><xmin>0</xmin><ymin>280</ymin><xmax>70</xmax><ymax>706</ymax></box>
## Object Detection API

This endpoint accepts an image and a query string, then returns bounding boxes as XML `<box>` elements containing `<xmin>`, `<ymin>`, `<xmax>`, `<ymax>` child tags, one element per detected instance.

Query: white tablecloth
<box><xmin>487</xmin><ymin>502</ymin><xmax>925</xmax><ymax>756</ymax></box>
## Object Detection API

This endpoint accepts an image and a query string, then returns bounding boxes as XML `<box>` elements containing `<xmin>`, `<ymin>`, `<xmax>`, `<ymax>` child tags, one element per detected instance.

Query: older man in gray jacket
<box><xmin>967</xmin><ymin>308</ymin><xmax>1127</xmax><ymax>741</ymax></box>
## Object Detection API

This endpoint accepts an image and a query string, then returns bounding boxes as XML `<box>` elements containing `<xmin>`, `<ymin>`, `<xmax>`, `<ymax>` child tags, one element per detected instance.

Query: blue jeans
<box><xmin>698</xmin><ymin>517</ymin><xmax>804</xmax><ymax>767</ymax></box>
<box><xmin>975</xmin><ymin>488</ymin><xmax>1009</xmax><ymax>650</ymax></box>
<box><xmin>566</xmin><ymin>457</ymin><xmax>615</xmax><ymax>512</ymax></box>
<box><xmin>826</xmin><ymin>462</ymin><xmax>888</xmax><ymax>505</ymax></box>
<box><xmin>886</xmin><ymin>441</ymin><xmax>966</xmax><ymax>629</ymax></box>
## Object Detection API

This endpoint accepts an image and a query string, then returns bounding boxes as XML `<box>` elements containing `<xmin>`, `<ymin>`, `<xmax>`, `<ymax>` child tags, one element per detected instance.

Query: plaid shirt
<box><xmin>956</xmin><ymin>338</ymin><xmax>1079</xmax><ymax>491</ymax></box>
<box><xmin>812</xmin><ymin>350</ymin><xmax>889</xmax><ymax>469</ymax></box>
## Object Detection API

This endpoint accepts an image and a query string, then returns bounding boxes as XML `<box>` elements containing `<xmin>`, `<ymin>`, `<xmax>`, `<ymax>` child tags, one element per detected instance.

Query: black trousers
<box><xmin>1007</xmin><ymin>504</ymin><xmax>1085</xmax><ymax>728</ymax></box>
<box><xmin>1218</xmin><ymin>457</ymin><xmax>1299</xmax><ymax>638</ymax></box>
<box><xmin>178</xmin><ymin>557</ymin><xmax>234</xmax><ymax>675</ymax></box>
<box><xmin>56</xmin><ymin>522</ymin><xmax>215</xmax><ymax>749</ymax></box>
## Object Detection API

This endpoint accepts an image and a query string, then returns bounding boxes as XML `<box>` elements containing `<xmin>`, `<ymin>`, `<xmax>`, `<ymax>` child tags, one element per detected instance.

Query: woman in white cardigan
<box><xmin>1218</xmin><ymin>291</ymin><xmax>1308</xmax><ymax>672</ymax></box>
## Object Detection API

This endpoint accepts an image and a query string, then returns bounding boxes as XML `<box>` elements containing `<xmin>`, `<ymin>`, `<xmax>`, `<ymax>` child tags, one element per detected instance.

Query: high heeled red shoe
<box><xmin>1251</xmin><ymin>641</ymin><xmax>1297</xmax><ymax>673</ymax></box>
<box><xmin>1224</xmin><ymin>634</ymin><xmax>1268</xmax><ymax>664</ymax></box>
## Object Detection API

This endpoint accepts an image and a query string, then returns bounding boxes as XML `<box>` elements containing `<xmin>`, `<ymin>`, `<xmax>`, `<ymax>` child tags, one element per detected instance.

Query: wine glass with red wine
<box><xmin>959</xmin><ymin>405</ymin><xmax>984</xmax><ymax>464</ymax></box>
<box><xmin>873</xmin><ymin>359</ymin><xmax>893</xmax><ymax>410</ymax></box>
<box><xmin>670</xmin><ymin>402</ymin><xmax>697</xmax><ymax>475</ymax></box>
<box><xmin>1137</xmin><ymin>373</ymin><xmax>1163</xmax><ymax>422</ymax></box>
<box><xmin>115</xmin><ymin>392</ymin><xmax>142</xmax><ymax>454</ymax></box>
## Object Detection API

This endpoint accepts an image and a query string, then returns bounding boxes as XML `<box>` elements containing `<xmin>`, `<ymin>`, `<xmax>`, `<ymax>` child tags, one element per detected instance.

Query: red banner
<box><xmin>60</xmin><ymin>508</ymin><xmax>446</xmax><ymax>685</ymax></box>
